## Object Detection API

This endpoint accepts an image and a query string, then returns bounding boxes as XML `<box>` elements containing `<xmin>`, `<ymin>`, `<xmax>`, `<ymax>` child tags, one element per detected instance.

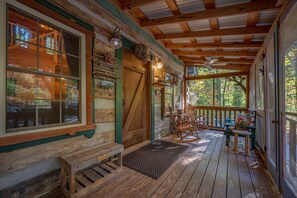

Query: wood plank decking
<box><xmin>49</xmin><ymin>131</ymin><xmax>281</xmax><ymax>198</ymax></box>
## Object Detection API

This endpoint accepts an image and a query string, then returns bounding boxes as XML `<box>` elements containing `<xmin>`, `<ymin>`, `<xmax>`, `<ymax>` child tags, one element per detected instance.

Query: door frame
<box><xmin>279</xmin><ymin>0</ymin><xmax>297</xmax><ymax>196</ymax></box>
<box><xmin>115</xmin><ymin>38</ymin><xmax>155</xmax><ymax>145</ymax></box>
<box><xmin>264</xmin><ymin>27</ymin><xmax>281</xmax><ymax>187</ymax></box>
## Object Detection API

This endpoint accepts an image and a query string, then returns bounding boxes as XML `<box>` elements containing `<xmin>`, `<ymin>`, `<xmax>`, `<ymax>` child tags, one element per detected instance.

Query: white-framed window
<box><xmin>0</xmin><ymin>0</ymin><xmax>86</xmax><ymax>136</ymax></box>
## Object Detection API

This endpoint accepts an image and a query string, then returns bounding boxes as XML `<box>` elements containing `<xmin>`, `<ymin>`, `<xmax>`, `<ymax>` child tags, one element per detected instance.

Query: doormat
<box><xmin>123</xmin><ymin>140</ymin><xmax>188</xmax><ymax>179</ymax></box>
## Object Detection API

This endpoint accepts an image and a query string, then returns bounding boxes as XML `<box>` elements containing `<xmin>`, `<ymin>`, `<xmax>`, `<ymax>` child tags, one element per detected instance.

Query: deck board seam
<box><xmin>210</xmin><ymin>135</ymin><xmax>226</xmax><ymax>198</ymax></box>
<box><xmin>195</xmin><ymin>136</ymin><xmax>223</xmax><ymax>197</ymax></box>
<box><xmin>164</xmin><ymin>132</ymin><xmax>214</xmax><ymax>197</ymax></box>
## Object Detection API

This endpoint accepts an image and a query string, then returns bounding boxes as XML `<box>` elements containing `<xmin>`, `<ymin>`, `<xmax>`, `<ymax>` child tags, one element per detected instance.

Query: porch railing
<box><xmin>192</xmin><ymin>106</ymin><xmax>248</xmax><ymax>129</ymax></box>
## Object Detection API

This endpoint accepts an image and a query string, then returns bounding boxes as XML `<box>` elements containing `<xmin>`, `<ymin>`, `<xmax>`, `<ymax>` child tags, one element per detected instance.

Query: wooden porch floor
<box><xmin>51</xmin><ymin>131</ymin><xmax>281</xmax><ymax>198</ymax></box>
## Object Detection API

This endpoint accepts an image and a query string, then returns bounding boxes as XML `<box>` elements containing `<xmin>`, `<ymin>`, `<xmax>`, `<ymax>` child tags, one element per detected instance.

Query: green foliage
<box><xmin>188</xmin><ymin>75</ymin><xmax>246</xmax><ymax>107</ymax></box>
<box><xmin>284</xmin><ymin>46</ymin><xmax>297</xmax><ymax>113</ymax></box>
<box><xmin>188</xmin><ymin>79</ymin><xmax>213</xmax><ymax>106</ymax></box>
<box><xmin>187</xmin><ymin>67</ymin><xmax>238</xmax><ymax>76</ymax></box>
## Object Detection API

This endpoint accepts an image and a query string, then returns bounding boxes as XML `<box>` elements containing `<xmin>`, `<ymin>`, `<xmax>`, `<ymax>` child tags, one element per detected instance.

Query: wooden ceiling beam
<box><xmin>155</xmin><ymin>26</ymin><xmax>271</xmax><ymax>40</ymax></box>
<box><xmin>122</xmin><ymin>0</ymin><xmax>162</xmax><ymax>10</ymax></box>
<box><xmin>173</xmin><ymin>50</ymin><xmax>257</xmax><ymax>57</ymax></box>
<box><xmin>185</xmin><ymin>71</ymin><xmax>249</xmax><ymax>80</ymax></box>
<box><xmin>203</xmin><ymin>0</ymin><xmax>221</xmax><ymax>43</ymax></box>
<box><xmin>141</xmin><ymin>0</ymin><xmax>278</xmax><ymax>27</ymax></box>
<box><xmin>165</xmin><ymin>0</ymin><xmax>197</xmax><ymax>44</ymax></box>
<box><xmin>184</xmin><ymin>62</ymin><xmax>250</xmax><ymax>69</ymax></box>
<box><xmin>165</xmin><ymin>42</ymin><xmax>262</xmax><ymax>49</ymax></box>
<box><xmin>180</xmin><ymin>57</ymin><xmax>254</xmax><ymax>64</ymax></box>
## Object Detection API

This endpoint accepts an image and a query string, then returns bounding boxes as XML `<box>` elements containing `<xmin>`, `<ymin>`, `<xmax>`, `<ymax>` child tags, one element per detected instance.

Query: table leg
<box><xmin>233</xmin><ymin>133</ymin><xmax>238</xmax><ymax>154</ymax></box>
<box><xmin>245</xmin><ymin>135</ymin><xmax>249</xmax><ymax>156</ymax></box>
<box><xmin>226</xmin><ymin>134</ymin><xmax>230</xmax><ymax>146</ymax></box>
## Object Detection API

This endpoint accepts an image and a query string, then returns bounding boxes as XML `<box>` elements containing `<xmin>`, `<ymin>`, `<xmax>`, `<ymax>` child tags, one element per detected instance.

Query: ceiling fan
<box><xmin>203</xmin><ymin>56</ymin><xmax>219</xmax><ymax>70</ymax></box>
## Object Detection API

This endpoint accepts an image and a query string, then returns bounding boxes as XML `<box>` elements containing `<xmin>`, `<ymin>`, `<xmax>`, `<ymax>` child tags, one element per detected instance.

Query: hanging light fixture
<box><xmin>155</xmin><ymin>58</ymin><xmax>163</xmax><ymax>69</ymax></box>
<box><xmin>110</xmin><ymin>27</ymin><xmax>123</xmax><ymax>49</ymax></box>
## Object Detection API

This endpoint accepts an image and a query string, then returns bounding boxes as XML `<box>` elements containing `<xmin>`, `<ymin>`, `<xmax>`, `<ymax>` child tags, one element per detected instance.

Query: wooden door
<box><xmin>122</xmin><ymin>48</ymin><xmax>149</xmax><ymax>148</ymax></box>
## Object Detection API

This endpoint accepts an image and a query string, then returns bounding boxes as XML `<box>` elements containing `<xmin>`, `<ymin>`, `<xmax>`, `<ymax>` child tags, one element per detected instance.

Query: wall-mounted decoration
<box><xmin>93</xmin><ymin>51</ymin><xmax>119</xmax><ymax>83</ymax></box>
<box><xmin>135</xmin><ymin>44</ymin><xmax>149</xmax><ymax>62</ymax></box>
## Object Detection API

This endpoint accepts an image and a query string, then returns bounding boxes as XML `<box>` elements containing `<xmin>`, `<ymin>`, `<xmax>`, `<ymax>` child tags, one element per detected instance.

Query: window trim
<box><xmin>0</xmin><ymin>0</ymin><xmax>94</xmax><ymax>142</ymax></box>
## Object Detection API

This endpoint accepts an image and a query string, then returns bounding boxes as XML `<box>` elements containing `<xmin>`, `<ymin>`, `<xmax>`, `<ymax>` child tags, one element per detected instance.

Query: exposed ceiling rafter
<box><xmin>140</xmin><ymin>0</ymin><xmax>278</xmax><ymax>27</ymax></box>
<box><xmin>185</xmin><ymin>71</ymin><xmax>249</xmax><ymax>80</ymax></box>
<box><xmin>165</xmin><ymin>42</ymin><xmax>262</xmax><ymax>49</ymax></box>
<box><xmin>184</xmin><ymin>62</ymin><xmax>250</xmax><ymax>70</ymax></box>
<box><xmin>180</xmin><ymin>57</ymin><xmax>254</xmax><ymax>64</ymax></box>
<box><xmin>173</xmin><ymin>50</ymin><xmax>257</xmax><ymax>57</ymax></box>
<box><xmin>155</xmin><ymin>26</ymin><xmax>271</xmax><ymax>40</ymax></box>
<box><xmin>122</xmin><ymin>0</ymin><xmax>162</xmax><ymax>10</ymax></box>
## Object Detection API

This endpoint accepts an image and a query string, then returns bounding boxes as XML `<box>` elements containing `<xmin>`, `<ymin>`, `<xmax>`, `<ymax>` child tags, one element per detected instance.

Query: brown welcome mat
<box><xmin>123</xmin><ymin>140</ymin><xmax>188</xmax><ymax>179</ymax></box>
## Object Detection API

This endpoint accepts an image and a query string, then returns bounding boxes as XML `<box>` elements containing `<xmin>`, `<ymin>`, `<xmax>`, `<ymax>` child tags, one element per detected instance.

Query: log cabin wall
<box><xmin>0</xmin><ymin>0</ymin><xmax>183</xmax><ymax>196</ymax></box>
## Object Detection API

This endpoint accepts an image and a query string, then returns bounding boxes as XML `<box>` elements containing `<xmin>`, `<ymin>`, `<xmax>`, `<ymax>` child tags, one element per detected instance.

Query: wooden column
<box><xmin>246</xmin><ymin>74</ymin><xmax>250</xmax><ymax>110</ymax></box>
<box><xmin>183</xmin><ymin>66</ymin><xmax>187</xmax><ymax>113</ymax></box>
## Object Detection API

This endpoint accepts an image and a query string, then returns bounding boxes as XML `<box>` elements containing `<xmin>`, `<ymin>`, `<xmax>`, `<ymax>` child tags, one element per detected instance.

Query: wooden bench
<box><xmin>60</xmin><ymin>143</ymin><xmax>124</xmax><ymax>198</ymax></box>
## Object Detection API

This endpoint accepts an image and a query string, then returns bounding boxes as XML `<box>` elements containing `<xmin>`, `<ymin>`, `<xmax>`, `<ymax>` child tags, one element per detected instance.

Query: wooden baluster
<box><xmin>220</xmin><ymin>110</ymin><xmax>222</xmax><ymax>128</ymax></box>
<box><xmin>206</xmin><ymin>110</ymin><xmax>209</xmax><ymax>126</ymax></box>
<box><xmin>211</xmin><ymin>110</ymin><xmax>214</xmax><ymax>127</ymax></box>
<box><xmin>202</xmin><ymin>109</ymin><xmax>205</xmax><ymax>123</ymax></box>
<box><xmin>215</xmin><ymin>110</ymin><xmax>218</xmax><ymax>127</ymax></box>
<box><xmin>228</xmin><ymin>110</ymin><xmax>231</xmax><ymax>120</ymax></box>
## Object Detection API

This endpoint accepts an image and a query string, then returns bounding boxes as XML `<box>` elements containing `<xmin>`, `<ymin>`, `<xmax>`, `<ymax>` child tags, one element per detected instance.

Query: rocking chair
<box><xmin>169</xmin><ymin>107</ymin><xmax>200</xmax><ymax>141</ymax></box>
<box><xmin>186</xmin><ymin>105</ymin><xmax>209</xmax><ymax>130</ymax></box>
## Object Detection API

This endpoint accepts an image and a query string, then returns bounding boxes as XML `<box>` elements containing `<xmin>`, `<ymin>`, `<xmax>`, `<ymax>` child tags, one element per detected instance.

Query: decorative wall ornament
<box><xmin>92</xmin><ymin>51</ymin><xmax>119</xmax><ymax>83</ymax></box>
<box><xmin>135</xmin><ymin>44</ymin><xmax>149</xmax><ymax>62</ymax></box>
<box><xmin>104</xmin><ymin>52</ymin><xmax>116</xmax><ymax>64</ymax></box>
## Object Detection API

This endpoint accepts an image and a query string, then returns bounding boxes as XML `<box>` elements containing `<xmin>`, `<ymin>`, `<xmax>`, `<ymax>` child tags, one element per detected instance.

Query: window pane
<box><xmin>8</xmin><ymin>7</ymin><xmax>37</xmax><ymax>44</ymax></box>
<box><xmin>284</xmin><ymin>47</ymin><xmax>297</xmax><ymax>113</ymax></box>
<box><xmin>282</xmin><ymin>3</ymin><xmax>297</xmax><ymax>191</ymax></box>
<box><xmin>165</xmin><ymin>93</ymin><xmax>173</xmax><ymax>112</ymax></box>
<box><xmin>39</xmin><ymin>47</ymin><xmax>62</xmax><ymax>74</ymax></box>
<box><xmin>174</xmin><ymin>80</ymin><xmax>182</xmax><ymax>110</ymax></box>
<box><xmin>5</xmin><ymin>6</ymin><xmax>82</xmax><ymax>132</ymax></box>
<box><xmin>37</xmin><ymin>76</ymin><xmax>61</xmax><ymax>125</ymax></box>
<box><xmin>187</xmin><ymin>79</ymin><xmax>213</xmax><ymax>106</ymax></box>
<box><xmin>38</xmin><ymin>21</ymin><xmax>61</xmax><ymax>51</ymax></box>
<box><xmin>8</xmin><ymin>39</ymin><xmax>37</xmax><ymax>69</ymax></box>
<box><xmin>256</xmin><ymin>57</ymin><xmax>264</xmax><ymax>110</ymax></box>
<box><xmin>63</xmin><ymin>79</ymin><xmax>80</xmax><ymax>123</ymax></box>
<box><xmin>61</xmin><ymin>31</ymin><xmax>79</xmax><ymax>56</ymax></box>
<box><xmin>215</xmin><ymin>77</ymin><xmax>246</xmax><ymax>107</ymax></box>
<box><xmin>61</xmin><ymin>54</ymin><xmax>79</xmax><ymax>77</ymax></box>
<box><xmin>6</xmin><ymin>71</ymin><xmax>37</xmax><ymax>130</ymax></box>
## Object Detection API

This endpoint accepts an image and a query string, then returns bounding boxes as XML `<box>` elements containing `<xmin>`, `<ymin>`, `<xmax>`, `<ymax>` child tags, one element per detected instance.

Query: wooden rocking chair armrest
<box><xmin>177</xmin><ymin>121</ymin><xmax>194</xmax><ymax>127</ymax></box>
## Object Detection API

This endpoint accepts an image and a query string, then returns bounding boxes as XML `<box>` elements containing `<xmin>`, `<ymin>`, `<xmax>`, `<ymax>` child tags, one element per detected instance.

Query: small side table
<box><xmin>233</xmin><ymin>130</ymin><xmax>252</xmax><ymax>155</ymax></box>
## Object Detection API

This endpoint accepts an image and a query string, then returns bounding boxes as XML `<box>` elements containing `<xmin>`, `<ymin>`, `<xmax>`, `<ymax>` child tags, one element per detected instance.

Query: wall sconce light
<box><xmin>155</xmin><ymin>58</ymin><xmax>163</xmax><ymax>69</ymax></box>
<box><xmin>110</xmin><ymin>27</ymin><xmax>122</xmax><ymax>49</ymax></box>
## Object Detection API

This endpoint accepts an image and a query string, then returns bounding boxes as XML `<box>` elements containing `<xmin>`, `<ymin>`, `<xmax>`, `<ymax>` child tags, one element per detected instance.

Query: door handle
<box><xmin>272</xmin><ymin>120</ymin><xmax>278</xmax><ymax>124</ymax></box>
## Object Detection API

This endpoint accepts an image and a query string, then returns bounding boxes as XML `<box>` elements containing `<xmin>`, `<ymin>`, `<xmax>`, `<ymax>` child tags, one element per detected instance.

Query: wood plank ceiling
<box><xmin>114</xmin><ymin>0</ymin><xmax>280</xmax><ymax>72</ymax></box>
